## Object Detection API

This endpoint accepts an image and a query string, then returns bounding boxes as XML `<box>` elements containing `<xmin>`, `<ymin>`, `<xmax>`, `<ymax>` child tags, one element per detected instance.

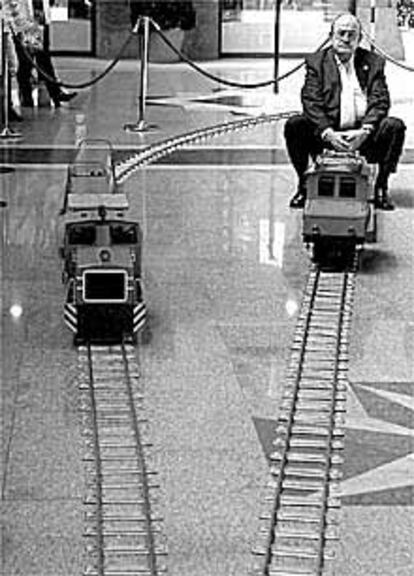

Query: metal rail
<box><xmin>252</xmin><ymin>259</ymin><xmax>357</xmax><ymax>576</ymax></box>
<box><xmin>115</xmin><ymin>110</ymin><xmax>297</xmax><ymax>183</ymax></box>
<box><xmin>78</xmin><ymin>343</ymin><xmax>166</xmax><ymax>576</ymax></box>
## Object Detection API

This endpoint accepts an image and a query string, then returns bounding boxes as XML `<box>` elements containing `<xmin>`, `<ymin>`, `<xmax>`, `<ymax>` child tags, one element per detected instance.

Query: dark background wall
<box><xmin>95</xmin><ymin>0</ymin><xmax>220</xmax><ymax>60</ymax></box>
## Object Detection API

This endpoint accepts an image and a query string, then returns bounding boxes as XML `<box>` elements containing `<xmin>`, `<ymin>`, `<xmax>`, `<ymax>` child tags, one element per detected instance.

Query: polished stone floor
<box><xmin>1</xmin><ymin>30</ymin><xmax>414</xmax><ymax>576</ymax></box>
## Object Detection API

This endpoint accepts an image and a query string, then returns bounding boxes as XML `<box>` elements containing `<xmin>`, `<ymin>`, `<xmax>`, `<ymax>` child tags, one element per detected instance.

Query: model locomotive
<box><xmin>302</xmin><ymin>150</ymin><xmax>376</xmax><ymax>265</ymax></box>
<box><xmin>59</xmin><ymin>139</ymin><xmax>146</xmax><ymax>344</ymax></box>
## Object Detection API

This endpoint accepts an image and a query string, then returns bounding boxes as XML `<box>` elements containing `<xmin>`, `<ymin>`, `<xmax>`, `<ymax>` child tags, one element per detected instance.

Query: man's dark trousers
<box><xmin>284</xmin><ymin>114</ymin><xmax>406</xmax><ymax>188</ymax></box>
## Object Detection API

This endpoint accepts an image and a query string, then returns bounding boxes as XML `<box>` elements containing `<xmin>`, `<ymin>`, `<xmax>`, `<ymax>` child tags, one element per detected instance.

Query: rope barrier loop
<box><xmin>147</xmin><ymin>17</ymin><xmax>414</xmax><ymax>88</ymax></box>
<box><xmin>147</xmin><ymin>17</ymin><xmax>336</xmax><ymax>89</ymax></box>
<box><xmin>361</xmin><ymin>25</ymin><xmax>414</xmax><ymax>73</ymax></box>
<box><xmin>10</xmin><ymin>24</ymin><xmax>138</xmax><ymax>92</ymax></box>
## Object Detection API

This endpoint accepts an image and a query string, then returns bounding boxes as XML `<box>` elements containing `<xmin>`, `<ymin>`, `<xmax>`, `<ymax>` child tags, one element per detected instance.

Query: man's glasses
<box><xmin>334</xmin><ymin>29</ymin><xmax>359</xmax><ymax>40</ymax></box>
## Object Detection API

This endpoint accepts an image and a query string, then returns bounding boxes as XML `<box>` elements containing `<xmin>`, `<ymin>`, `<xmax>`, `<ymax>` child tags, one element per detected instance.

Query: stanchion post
<box><xmin>370</xmin><ymin>0</ymin><xmax>376</xmax><ymax>47</ymax></box>
<box><xmin>273</xmin><ymin>0</ymin><xmax>282</xmax><ymax>94</ymax></box>
<box><xmin>139</xmin><ymin>15</ymin><xmax>149</xmax><ymax>123</ymax></box>
<box><xmin>124</xmin><ymin>16</ymin><xmax>158</xmax><ymax>133</ymax></box>
<box><xmin>0</xmin><ymin>15</ymin><xmax>22</xmax><ymax>140</ymax></box>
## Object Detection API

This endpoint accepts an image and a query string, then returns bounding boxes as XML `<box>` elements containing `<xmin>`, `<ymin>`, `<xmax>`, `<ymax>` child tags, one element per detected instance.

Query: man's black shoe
<box><xmin>289</xmin><ymin>191</ymin><xmax>306</xmax><ymax>209</ymax></box>
<box><xmin>52</xmin><ymin>91</ymin><xmax>77</xmax><ymax>108</ymax></box>
<box><xmin>375</xmin><ymin>196</ymin><xmax>395</xmax><ymax>211</ymax></box>
<box><xmin>19</xmin><ymin>91</ymin><xmax>34</xmax><ymax>107</ymax></box>
<box><xmin>374</xmin><ymin>188</ymin><xmax>395</xmax><ymax>211</ymax></box>
<box><xmin>8</xmin><ymin>108</ymin><xmax>23</xmax><ymax>122</ymax></box>
<box><xmin>58</xmin><ymin>91</ymin><xmax>78</xmax><ymax>103</ymax></box>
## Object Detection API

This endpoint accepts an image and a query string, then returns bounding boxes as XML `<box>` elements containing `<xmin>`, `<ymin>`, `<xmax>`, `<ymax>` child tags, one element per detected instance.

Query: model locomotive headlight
<box><xmin>285</xmin><ymin>299</ymin><xmax>298</xmax><ymax>317</ymax></box>
<box><xmin>10</xmin><ymin>303</ymin><xmax>23</xmax><ymax>319</ymax></box>
<box><xmin>99</xmin><ymin>249</ymin><xmax>111</xmax><ymax>263</ymax></box>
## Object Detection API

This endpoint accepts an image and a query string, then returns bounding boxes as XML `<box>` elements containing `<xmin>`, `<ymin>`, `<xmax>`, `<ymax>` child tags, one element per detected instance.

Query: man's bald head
<box><xmin>330</xmin><ymin>13</ymin><xmax>362</xmax><ymax>61</ymax></box>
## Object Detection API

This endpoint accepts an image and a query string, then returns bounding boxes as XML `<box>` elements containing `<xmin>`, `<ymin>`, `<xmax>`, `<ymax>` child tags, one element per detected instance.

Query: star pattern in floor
<box><xmin>252</xmin><ymin>381</ymin><xmax>414</xmax><ymax>506</ymax></box>
<box><xmin>147</xmin><ymin>88</ymin><xmax>272</xmax><ymax>115</ymax></box>
<box><xmin>341</xmin><ymin>381</ymin><xmax>414</xmax><ymax>505</ymax></box>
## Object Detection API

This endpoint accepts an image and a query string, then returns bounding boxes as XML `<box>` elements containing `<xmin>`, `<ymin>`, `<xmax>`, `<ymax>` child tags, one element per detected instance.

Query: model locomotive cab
<box><xmin>61</xmin><ymin>139</ymin><xmax>120</xmax><ymax>214</ymax></box>
<box><xmin>303</xmin><ymin>151</ymin><xmax>375</xmax><ymax>264</ymax></box>
<box><xmin>60</xmin><ymin>140</ymin><xmax>146</xmax><ymax>344</ymax></box>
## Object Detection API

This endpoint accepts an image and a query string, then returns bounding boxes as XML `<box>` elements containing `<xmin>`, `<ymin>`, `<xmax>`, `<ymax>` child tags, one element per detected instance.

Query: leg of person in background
<box><xmin>284</xmin><ymin>114</ymin><xmax>323</xmax><ymax>208</ymax></box>
<box><xmin>361</xmin><ymin>117</ymin><xmax>406</xmax><ymax>211</ymax></box>
<box><xmin>4</xmin><ymin>34</ymin><xmax>23</xmax><ymax>121</ymax></box>
<box><xmin>15</xmin><ymin>38</ymin><xmax>35</xmax><ymax>107</ymax></box>
<box><xmin>6</xmin><ymin>72</ymin><xmax>23</xmax><ymax>122</ymax></box>
<box><xmin>35</xmin><ymin>48</ymin><xmax>77</xmax><ymax>108</ymax></box>
<box><xmin>37</xmin><ymin>24</ymin><xmax>77</xmax><ymax>108</ymax></box>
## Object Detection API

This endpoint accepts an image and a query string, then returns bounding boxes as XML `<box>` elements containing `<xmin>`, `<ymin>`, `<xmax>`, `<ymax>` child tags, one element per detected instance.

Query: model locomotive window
<box><xmin>71</xmin><ymin>163</ymin><xmax>107</xmax><ymax>178</ymax></box>
<box><xmin>110</xmin><ymin>224</ymin><xmax>138</xmax><ymax>244</ymax></box>
<box><xmin>339</xmin><ymin>177</ymin><xmax>356</xmax><ymax>198</ymax></box>
<box><xmin>68</xmin><ymin>224</ymin><xmax>96</xmax><ymax>245</ymax></box>
<box><xmin>318</xmin><ymin>176</ymin><xmax>335</xmax><ymax>196</ymax></box>
<box><xmin>83</xmin><ymin>271</ymin><xmax>127</xmax><ymax>302</ymax></box>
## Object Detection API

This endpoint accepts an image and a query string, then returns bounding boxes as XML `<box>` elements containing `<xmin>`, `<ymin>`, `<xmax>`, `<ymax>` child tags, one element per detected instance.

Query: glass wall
<box><xmin>50</xmin><ymin>0</ymin><xmax>94</xmax><ymax>54</ymax></box>
<box><xmin>220</xmin><ymin>0</ymin><xmax>335</xmax><ymax>57</ymax></box>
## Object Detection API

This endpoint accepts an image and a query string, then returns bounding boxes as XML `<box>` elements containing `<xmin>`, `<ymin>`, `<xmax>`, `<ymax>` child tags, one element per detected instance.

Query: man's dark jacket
<box><xmin>301</xmin><ymin>46</ymin><xmax>390</xmax><ymax>136</ymax></box>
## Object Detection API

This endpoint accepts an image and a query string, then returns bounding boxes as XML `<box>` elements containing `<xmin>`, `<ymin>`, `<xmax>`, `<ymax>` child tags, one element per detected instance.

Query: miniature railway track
<box><xmin>115</xmin><ymin>111</ymin><xmax>296</xmax><ymax>182</ymax></box>
<box><xmin>73</xmin><ymin>111</ymin><xmax>297</xmax><ymax>576</ymax></box>
<box><xmin>78</xmin><ymin>343</ymin><xmax>166</xmax><ymax>576</ymax></box>
<box><xmin>108</xmin><ymin>112</ymin><xmax>359</xmax><ymax>576</ymax></box>
<box><xmin>252</xmin><ymin>260</ymin><xmax>357</xmax><ymax>576</ymax></box>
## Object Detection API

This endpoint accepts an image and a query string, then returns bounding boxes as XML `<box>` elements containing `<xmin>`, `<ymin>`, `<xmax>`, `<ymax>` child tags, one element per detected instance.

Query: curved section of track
<box><xmin>78</xmin><ymin>343</ymin><xmax>167</xmax><ymax>576</ymax></box>
<box><xmin>114</xmin><ymin>111</ymin><xmax>297</xmax><ymax>182</ymax></box>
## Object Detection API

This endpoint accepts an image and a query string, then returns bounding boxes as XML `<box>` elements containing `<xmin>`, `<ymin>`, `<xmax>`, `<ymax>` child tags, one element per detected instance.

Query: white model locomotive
<box><xmin>302</xmin><ymin>150</ymin><xmax>377</xmax><ymax>265</ymax></box>
<box><xmin>59</xmin><ymin>140</ymin><xmax>146</xmax><ymax>344</ymax></box>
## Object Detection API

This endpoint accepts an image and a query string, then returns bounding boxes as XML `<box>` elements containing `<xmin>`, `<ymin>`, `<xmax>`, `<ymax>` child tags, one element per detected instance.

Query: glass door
<box><xmin>220</xmin><ymin>0</ymin><xmax>333</xmax><ymax>57</ymax></box>
<box><xmin>50</xmin><ymin>0</ymin><xmax>94</xmax><ymax>55</ymax></box>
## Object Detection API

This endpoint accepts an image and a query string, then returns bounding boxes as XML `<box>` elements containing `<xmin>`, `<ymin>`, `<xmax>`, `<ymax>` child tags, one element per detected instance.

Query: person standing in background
<box><xmin>1</xmin><ymin>0</ymin><xmax>25</xmax><ymax>121</ymax></box>
<box><xmin>10</xmin><ymin>0</ymin><xmax>77</xmax><ymax>108</ymax></box>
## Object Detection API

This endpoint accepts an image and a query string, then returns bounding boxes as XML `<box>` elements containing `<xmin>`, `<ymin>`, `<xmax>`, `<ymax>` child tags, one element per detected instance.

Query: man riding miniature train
<box><xmin>284</xmin><ymin>12</ymin><xmax>406</xmax><ymax>211</ymax></box>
